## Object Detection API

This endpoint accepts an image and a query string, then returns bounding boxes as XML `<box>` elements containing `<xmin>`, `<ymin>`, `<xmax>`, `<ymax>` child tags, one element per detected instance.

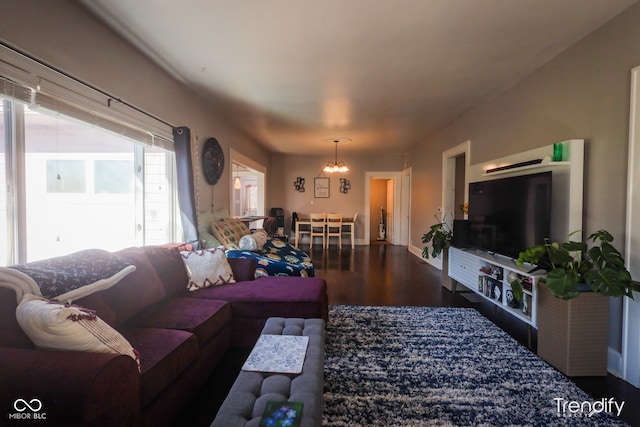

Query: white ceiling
<box><xmin>79</xmin><ymin>0</ymin><xmax>636</xmax><ymax>156</ymax></box>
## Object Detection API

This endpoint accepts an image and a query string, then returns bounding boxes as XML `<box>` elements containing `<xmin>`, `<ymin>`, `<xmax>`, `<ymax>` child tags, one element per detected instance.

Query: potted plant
<box><xmin>422</xmin><ymin>215</ymin><xmax>454</xmax><ymax>290</ymax></box>
<box><xmin>421</xmin><ymin>215</ymin><xmax>453</xmax><ymax>259</ymax></box>
<box><xmin>510</xmin><ymin>230</ymin><xmax>640</xmax><ymax>300</ymax></box>
<box><xmin>511</xmin><ymin>229</ymin><xmax>640</xmax><ymax>376</ymax></box>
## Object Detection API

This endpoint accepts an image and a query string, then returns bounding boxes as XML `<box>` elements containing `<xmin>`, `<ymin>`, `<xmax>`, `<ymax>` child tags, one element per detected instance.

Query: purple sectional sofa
<box><xmin>0</xmin><ymin>245</ymin><xmax>328</xmax><ymax>426</ymax></box>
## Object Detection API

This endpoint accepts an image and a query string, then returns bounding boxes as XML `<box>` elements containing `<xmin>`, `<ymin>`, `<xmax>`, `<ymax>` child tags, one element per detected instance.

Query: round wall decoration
<box><xmin>202</xmin><ymin>137</ymin><xmax>224</xmax><ymax>185</ymax></box>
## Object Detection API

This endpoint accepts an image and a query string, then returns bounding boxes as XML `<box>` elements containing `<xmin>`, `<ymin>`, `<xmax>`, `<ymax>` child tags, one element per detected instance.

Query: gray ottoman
<box><xmin>211</xmin><ymin>317</ymin><xmax>325</xmax><ymax>427</ymax></box>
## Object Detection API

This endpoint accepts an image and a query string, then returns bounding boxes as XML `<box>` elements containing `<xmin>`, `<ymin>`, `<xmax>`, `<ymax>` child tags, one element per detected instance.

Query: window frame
<box><xmin>1</xmin><ymin>45</ymin><xmax>179</xmax><ymax>264</ymax></box>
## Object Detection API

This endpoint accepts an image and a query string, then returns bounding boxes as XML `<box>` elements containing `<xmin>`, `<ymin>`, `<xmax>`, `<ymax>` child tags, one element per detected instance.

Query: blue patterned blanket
<box><xmin>226</xmin><ymin>239</ymin><xmax>314</xmax><ymax>277</ymax></box>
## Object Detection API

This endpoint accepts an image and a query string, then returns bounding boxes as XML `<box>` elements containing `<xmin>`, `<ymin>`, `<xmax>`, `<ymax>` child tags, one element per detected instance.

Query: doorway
<box><xmin>442</xmin><ymin>141</ymin><xmax>470</xmax><ymax>223</ymax></box>
<box><xmin>435</xmin><ymin>141</ymin><xmax>470</xmax><ymax>271</ymax></box>
<box><xmin>370</xmin><ymin>178</ymin><xmax>392</xmax><ymax>243</ymax></box>
<box><xmin>364</xmin><ymin>171</ymin><xmax>408</xmax><ymax>246</ymax></box>
<box><xmin>229</xmin><ymin>149</ymin><xmax>265</xmax><ymax>228</ymax></box>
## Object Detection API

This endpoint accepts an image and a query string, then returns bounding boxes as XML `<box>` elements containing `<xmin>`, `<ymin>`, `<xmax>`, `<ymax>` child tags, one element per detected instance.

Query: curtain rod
<box><xmin>1</xmin><ymin>41</ymin><xmax>176</xmax><ymax>129</ymax></box>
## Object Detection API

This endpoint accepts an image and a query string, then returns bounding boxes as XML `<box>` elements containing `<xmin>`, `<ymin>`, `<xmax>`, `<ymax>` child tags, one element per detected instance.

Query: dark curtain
<box><xmin>173</xmin><ymin>126</ymin><xmax>199</xmax><ymax>248</ymax></box>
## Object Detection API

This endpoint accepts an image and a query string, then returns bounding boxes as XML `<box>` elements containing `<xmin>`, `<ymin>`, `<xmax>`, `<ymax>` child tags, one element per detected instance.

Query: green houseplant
<box><xmin>512</xmin><ymin>229</ymin><xmax>640</xmax><ymax>377</ymax></box>
<box><xmin>422</xmin><ymin>215</ymin><xmax>455</xmax><ymax>291</ymax></box>
<box><xmin>511</xmin><ymin>230</ymin><xmax>640</xmax><ymax>300</ymax></box>
<box><xmin>421</xmin><ymin>215</ymin><xmax>453</xmax><ymax>259</ymax></box>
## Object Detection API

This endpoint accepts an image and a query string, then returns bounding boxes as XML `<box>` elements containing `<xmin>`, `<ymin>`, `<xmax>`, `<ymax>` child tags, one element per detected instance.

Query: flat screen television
<box><xmin>467</xmin><ymin>171</ymin><xmax>552</xmax><ymax>259</ymax></box>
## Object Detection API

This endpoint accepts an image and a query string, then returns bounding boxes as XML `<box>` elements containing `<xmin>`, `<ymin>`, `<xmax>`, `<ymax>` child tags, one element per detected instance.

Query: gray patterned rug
<box><xmin>323</xmin><ymin>306</ymin><xmax>628</xmax><ymax>426</ymax></box>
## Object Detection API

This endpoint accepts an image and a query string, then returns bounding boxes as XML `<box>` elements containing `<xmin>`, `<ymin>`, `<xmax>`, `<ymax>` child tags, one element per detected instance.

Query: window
<box><xmin>46</xmin><ymin>160</ymin><xmax>86</xmax><ymax>193</ymax></box>
<box><xmin>94</xmin><ymin>160</ymin><xmax>134</xmax><ymax>194</ymax></box>
<box><xmin>1</xmin><ymin>45</ymin><xmax>179</xmax><ymax>265</ymax></box>
<box><xmin>1</xmin><ymin>98</ymin><xmax>179</xmax><ymax>264</ymax></box>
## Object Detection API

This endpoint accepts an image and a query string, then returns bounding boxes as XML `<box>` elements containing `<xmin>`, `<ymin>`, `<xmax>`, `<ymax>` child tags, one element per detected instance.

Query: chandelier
<box><xmin>323</xmin><ymin>138</ymin><xmax>350</xmax><ymax>173</ymax></box>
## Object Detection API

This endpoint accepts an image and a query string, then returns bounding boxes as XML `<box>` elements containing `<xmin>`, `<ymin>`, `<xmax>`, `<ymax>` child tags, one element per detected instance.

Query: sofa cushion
<box><xmin>105</xmin><ymin>247</ymin><xmax>169</xmax><ymax>325</ymax></box>
<box><xmin>127</xmin><ymin>297</ymin><xmax>231</xmax><ymax>345</ymax></box>
<box><xmin>0</xmin><ymin>288</ymin><xmax>33</xmax><ymax>348</ymax></box>
<box><xmin>74</xmin><ymin>292</ymin><xmax>118</xmax><ymax>326</ymax></box>
<box><xmin>120</xmin><ymin>327</ymin><xmax>199</xmax><ymax>407</ymax></box>
<box><xmin>210</xmin><ymin>219</ymin><xmax>250</xmax><ymax>250</ymax></box>
<box><xmin>198</xmin><ymin>276</ymin><xmax>328</xmax><ymax>318</ymax></box>
<box><xmin>227</xmin><ymin>257</ymin><xmax>257</xmax><ymax>282</ymax></box>
<box><xmin>186</xmin><ymin>277</ymin><xmax>328</xmax><ymax>347</ymax></box>
<box><xmin>180</xmin><ymin>247</ymin><xmax>235</xmax><ymax>290</ymax></box>
<box><xmin>16</xmin><ymin>295</ymin><xmax>140</xmax><ymax>370</ymax></box>
<box><xmin>140</xmin><ymin>246</ymin><xmax>190</xmax><ymax>297</ymax></box>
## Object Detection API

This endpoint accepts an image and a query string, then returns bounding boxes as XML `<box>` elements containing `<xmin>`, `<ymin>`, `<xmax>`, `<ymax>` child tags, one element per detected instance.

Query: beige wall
<box><xmin>0</xmin><ymin>0</ymin><xmax>270</xmax><ymax>216</ymax></box>
<box><xmin>410</xmin><ymin>4</ymin><xmax>640</xmax><ymax>248</ymax></box>
<box><xmin>407</xmin><ymin>2</ymin><xmax>640</xmax><ymax>352</ymax></box>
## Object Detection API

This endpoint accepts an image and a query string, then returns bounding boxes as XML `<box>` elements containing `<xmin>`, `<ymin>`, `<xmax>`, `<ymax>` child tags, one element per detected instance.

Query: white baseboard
<box><xmin>409</xmin><ymin>244</ymin><xmax>442</xmax><ymax>270</ymax></box>
<box><xmin>408</xmin><ymin>244</ymin><xmax>422</xmax><ymax>259</ymax></box>
<box><xmin>608</xmin><ymin>347</ymin><xmax>623</xmax><ymax>378</ymax></box>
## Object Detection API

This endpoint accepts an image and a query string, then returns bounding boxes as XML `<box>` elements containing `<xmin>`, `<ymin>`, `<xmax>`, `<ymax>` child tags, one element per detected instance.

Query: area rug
<box><xmin>323</xmin><ymin>306</ymin><xmax>628</xmax><ymax>426</ymax></box>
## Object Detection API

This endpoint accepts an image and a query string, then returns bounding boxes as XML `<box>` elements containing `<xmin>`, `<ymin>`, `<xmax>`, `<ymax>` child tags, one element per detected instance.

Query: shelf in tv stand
<box><xmin>448</xmin><ymin>246</ymin><xmax>544</xmax><ymax>329</ymax></box>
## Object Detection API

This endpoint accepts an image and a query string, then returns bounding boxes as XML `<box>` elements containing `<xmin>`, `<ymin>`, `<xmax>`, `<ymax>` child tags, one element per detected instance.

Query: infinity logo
<box><xmin>13</xmin><ymin>398</ymin><xmax>42</xmax><ymax>412</ymax></box>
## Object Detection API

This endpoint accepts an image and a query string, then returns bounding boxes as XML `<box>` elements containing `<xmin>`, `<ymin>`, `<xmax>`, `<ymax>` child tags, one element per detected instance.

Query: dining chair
<box><xmin>342</xmin><ymin>212</ymin><xmax>357</xmax><ymax>249</ymax></box>
<box><xmin>309</xmin><ymin>212</ymin><xmax>327</xmax><ymax>248</ymax></box>
<box><xmin>295</xmin><ymin>218</ymin><xmax>311</xmax><ymax>247</ymax></box>
<box><xmin>326</xmin><ymin>213</ymin><xmax>343</xmax><ymax>249</ymax></box>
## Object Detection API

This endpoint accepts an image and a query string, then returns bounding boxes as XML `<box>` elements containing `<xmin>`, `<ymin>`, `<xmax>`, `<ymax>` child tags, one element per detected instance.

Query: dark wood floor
<box><xmin>181</xmin><ymin>244</ymin><xmax>639</xmax><ymax>426</ymax></box>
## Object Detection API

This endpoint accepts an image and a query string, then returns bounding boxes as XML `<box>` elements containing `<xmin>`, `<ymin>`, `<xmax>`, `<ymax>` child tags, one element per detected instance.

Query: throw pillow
<box><xmin>180</xmin><ymin>247</ymin><xmax>235</xmax><ymax>291</ymax></box>
<box><xmin>197</xmin><ymin>207</ymin><xmax>230</xmax><ymax>249</ymax></box>
<box><xmin>16</xmin><ymin>294</ymin><xmax>140</xmax><ymax>371</ymax></box>
<box><xmin>238</xmin><ymin>229</ymin><xmax>268</xmax><ymax>251</ymax></box>
<box><xmin>210</xmin><ymin>219</ymin><xmax>250</xmax><ymax>250</ymax></box>
<box><xmin>1</xmin><ymin>249</ymin><xmax>136</xmax><ymax>304</ymax></box>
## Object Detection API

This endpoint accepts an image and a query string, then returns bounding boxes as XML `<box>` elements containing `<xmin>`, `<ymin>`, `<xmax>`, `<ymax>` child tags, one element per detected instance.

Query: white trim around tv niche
<box><xmin>466</xmin><ymin>139</ymin><xmax>584</xmax><ymax>244</ymax></box>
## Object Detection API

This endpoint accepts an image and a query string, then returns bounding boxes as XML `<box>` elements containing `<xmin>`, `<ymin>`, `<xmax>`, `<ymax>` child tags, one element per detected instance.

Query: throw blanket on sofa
<box><xmin>226</xmin><ymin>239</ymin><xmax>314</xmax><ymax>277</ymax></box>
<box><xmin>0</xmin><ymin>249</ymin><xmax>136</xmax><ymax>303</ymax></box>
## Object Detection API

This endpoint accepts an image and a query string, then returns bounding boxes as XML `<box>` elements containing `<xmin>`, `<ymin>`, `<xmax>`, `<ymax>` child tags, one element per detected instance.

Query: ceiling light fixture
<box><xmin>323</xmin><ymin>137</ymin><xmax>350</xmax><ymax>173</ymax></box>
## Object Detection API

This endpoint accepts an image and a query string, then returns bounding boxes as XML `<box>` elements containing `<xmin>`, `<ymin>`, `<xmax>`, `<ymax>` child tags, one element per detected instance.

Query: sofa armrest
<box><xmin>227</xmin><ymin>257</ymin><xmax>257</xmax><ymax>282</ymax></box>
<box><xmin>0</xmin><ymin>347</ymin><xmax>140</xmax><ymax>425</ymax></box>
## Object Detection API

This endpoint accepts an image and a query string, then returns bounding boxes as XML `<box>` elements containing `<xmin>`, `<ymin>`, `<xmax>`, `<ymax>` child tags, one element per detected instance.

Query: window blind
<box><xmin>0</xmin><ymin>44</ymin><xmax>173</xmax><ymax>151</ymax></box>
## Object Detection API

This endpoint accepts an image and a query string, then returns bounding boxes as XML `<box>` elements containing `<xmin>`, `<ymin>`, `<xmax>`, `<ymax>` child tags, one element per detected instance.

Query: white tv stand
<box><xmin>448</xmin><ymin>246</ymin><xmax>545</xmax><ymax>330</ymax></box>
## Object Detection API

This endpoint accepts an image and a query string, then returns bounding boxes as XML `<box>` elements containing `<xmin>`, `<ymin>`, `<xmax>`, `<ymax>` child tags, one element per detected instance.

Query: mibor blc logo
<box><xmin>9</xmin><ymin>398</ymin><xmax>46</xmax><ymax>421</ymax></box>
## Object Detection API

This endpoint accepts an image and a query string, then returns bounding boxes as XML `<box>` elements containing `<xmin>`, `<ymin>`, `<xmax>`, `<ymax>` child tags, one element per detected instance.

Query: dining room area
<box><xmin>293</xmin><ymin>212</ymin><xmax>358</xmax><ymax>250</ymax></box>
